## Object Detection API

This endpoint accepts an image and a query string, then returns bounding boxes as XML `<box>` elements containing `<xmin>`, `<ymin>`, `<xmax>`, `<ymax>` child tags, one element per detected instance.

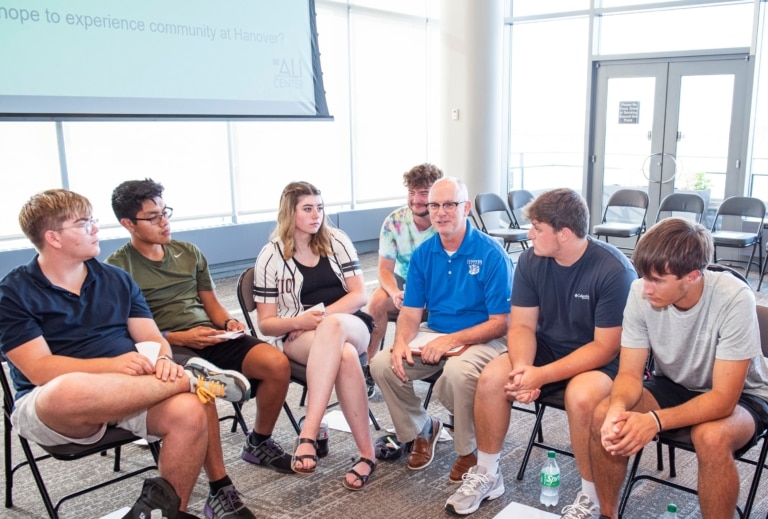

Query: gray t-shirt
<box><xmin>622</xmin><ymin>270</ymin><xmax>768</xmax><ymax>401</ymax></box>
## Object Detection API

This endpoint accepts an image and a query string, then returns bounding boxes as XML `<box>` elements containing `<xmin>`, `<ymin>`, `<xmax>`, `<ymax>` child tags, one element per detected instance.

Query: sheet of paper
<box><xmin>301</xmin><ymin>302</ymin><xmax>326</xmax><ymax>315</ymax></box>
<box><xmin>492</xmin><ymin>502</ymin><xmax>558</xmax><ymax>519</ymax></box>
<box><xmin>324</xmin><ymin>409</ymin><xmax>371</xmax><ymax>432</ymax></box>
<box><xmin>210</xmin><ymin>330</ymin><xmax>245</xmax><ymax>340</ymax></box>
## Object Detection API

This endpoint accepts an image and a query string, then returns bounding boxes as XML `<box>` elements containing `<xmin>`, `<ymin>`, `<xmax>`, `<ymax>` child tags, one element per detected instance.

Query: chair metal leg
<box><xmin>516</xmin><ymin>403</ymin><xmax>548</xmax><ymax>481</ymax></box>
<box><xmin>618</xmin><ymin>447</ymin><xmax>645</xmax><ymax>519</ymax></box>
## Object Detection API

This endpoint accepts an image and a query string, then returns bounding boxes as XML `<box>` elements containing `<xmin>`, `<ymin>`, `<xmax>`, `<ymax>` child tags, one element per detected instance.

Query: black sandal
<box><xmin>342</xmin><ymin>457</ymin><xmax>376</xmax><ymax>491</ymax></box>
<box><xmin>291</xmin><ymin>437</ymin><xmax>318</xmax><ymax>475</ymax></box>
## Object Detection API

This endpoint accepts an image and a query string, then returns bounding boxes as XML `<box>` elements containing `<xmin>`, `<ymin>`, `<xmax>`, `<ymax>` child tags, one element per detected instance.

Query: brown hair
<box><xmin>403</xmin><ymin>163</ymin><xmax>443</xmax><ymax>190</ymax></box>
<box><xmin>524</xmin><ymin>188</ymin><xmax>589</xmax><ymax>238</ymax></box>
<box><xmin>633</xmin><ymin>217</ymin><xmax>713</xmax><ymax>278</ymax></box>
<box><xmin>274</xmin><ymin>181</ymin><xmax>333</xmax><ymax>260</ymax></box>
<box><xmin>19</xmin><ymin>189</ymin><xmax>93</xmax><ymax>250</ymax></box>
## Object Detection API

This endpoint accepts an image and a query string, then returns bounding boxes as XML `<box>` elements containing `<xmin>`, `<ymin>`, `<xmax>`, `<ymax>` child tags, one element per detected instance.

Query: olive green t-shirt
<box><xmin>106</xmin><ymin>240</ymin><xmax>215</xmax><ymax>332</ymax></box>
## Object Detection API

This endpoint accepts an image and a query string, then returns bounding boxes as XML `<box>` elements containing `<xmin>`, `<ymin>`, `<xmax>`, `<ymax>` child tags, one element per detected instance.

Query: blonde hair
<box><xmin>19</xmin><ymin>189</ymin><xmax>93</xmax><ymax>250</ymax></box>
<box><xmin>274</xmin><ymin>181</ymin><xmax>333</xmax><ymax>260</ymax></box>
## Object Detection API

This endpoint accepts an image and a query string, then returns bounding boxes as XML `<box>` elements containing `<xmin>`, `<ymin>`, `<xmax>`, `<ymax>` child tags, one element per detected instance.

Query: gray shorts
<box><xmin>11</xmin><ymin>384</ymin><xmax>156</xmax><ymax>447</ymax></box>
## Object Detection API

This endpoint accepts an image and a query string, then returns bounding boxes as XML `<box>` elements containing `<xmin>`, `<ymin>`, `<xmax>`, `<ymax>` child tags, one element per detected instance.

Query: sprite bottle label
<box><xmin>541</xmin><ymin>471</ymin><xmax>560</xmax><ymax>488</ymax></box>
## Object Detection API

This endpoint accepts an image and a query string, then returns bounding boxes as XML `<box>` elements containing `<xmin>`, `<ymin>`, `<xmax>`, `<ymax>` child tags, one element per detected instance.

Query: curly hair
<box><xmin>403</xmin><ymin>163</ymin><xmax>443</xmax><ymax>190</ymax></box>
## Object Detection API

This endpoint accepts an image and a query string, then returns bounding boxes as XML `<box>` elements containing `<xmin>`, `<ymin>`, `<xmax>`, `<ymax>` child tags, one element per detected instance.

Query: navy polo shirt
<box><xmin>0</xmin><ymin>256</ymin><xmax>154</xmax><ymax>400</ymax></box>
<box><xmin>404</xmin><ymin>221</ymin><xmax>514</xmax><ymax>333</ymax></box>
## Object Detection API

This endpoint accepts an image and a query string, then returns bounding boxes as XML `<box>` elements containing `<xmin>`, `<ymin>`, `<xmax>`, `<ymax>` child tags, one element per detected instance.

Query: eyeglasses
<box><xmin>426</xmin><ymin>201</ymin><xmax>466</xmax><ymax>213</ymax></box>
<box><xmin>133</xmin><ymin>207</ymin><xmax>173</xmax><ymax>225</ymax></box>
<box><xmin>57</xmin><ymin>217</ymin><xmax>99</xmax><ymax>234</ymax></box>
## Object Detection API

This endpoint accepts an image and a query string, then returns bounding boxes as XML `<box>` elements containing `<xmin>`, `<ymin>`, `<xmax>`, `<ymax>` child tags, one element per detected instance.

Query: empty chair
<box><xmin>710</xmin><ymin>196</ymin><xmax>765</xmax><ymax>280</ymax></box>
<box><xmin>655</xmin><ymin>192</ymin><xmax>705</xmax><ymax>223</ymax></box>
<box><xmin>592</xmin><ymin>188</ymin><xmax>649</xmax><ymax>254</ymax></box>
<box><xmin>474</xmin><ymin>192</ymin><xmax>529</xmax><ymax>252</ymax></box>
<box><xmin>507</xmin><ymin>189</ymin><xmax>535</xmax><ymax>230</ymax></box>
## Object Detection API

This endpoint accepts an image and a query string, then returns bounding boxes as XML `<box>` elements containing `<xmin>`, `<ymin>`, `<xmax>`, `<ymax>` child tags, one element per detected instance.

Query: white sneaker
<box><xmin>560</xmin><ymin>492</ymin><xmax>598</xmax><ymax>519</ymax></box>
<box><xmin>444</xmin><ymin>465</ymin><xmax>505</xmax><ymax>515</ymax></box>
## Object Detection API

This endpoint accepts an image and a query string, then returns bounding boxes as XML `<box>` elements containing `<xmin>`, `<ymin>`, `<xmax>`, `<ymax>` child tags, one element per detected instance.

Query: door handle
<box><xmin>641</xmin><ymin>153</ymin><xmax>677</xmax><ymax>184</ymax></box>
<box><xmin>641</xmin><ymin>153</ymin><xmax>662</xmax><ymax>183</ymax></box>
<box><xmin>660</xmin><ymin>153</ymin><xmax>678</xmax><ymax>184</ymax></box>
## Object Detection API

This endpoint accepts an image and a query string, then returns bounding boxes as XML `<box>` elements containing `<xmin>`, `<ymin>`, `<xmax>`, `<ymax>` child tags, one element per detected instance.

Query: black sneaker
<box><xmin>204</xmin><ymin>484</ymin><xmax>255</xmax><ymax>519</ymax></box>
<box><xmin>241</xmin><ymin>436</ymin><xmax>293</xmax><ymax>473</ymax></box>
<box><xmin>122</xmin><ymin>477</ymin><xmax>182</xmax><ymax>519</ymax></box>
<box><xmin>363</xmin><ymin>364</ymin><xmax>376</xmax><ymax>398</ymax></box>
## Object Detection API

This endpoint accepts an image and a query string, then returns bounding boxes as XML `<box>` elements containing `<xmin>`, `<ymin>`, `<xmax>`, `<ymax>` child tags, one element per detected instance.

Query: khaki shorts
<box><xmin>11</xmin><ymin>384</ymin><xmax>157</xmax><ymax>447</ymax></box>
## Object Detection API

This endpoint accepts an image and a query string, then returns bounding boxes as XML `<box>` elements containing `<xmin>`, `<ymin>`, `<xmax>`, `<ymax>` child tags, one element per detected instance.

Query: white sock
<box><xmin>476</xmin><ymin>450</ymin><xmax>500</xmax><ymax>474</ymax></box>
<box><xmin>582</xmin><ymin>478</ymin><xmax>599</xmax><ymax>506</ymax></box>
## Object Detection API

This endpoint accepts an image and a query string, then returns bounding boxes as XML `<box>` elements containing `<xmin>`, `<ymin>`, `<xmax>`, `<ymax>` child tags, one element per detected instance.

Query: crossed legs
<box><xmin>35</xmin><ymin>371</ymin><xmax>207</xmax><ymax>511</ymax></box>
<box><xmin>283</xmin><ymin>314</ymin><xmax>374</xmax><ymax>484</ymax></box>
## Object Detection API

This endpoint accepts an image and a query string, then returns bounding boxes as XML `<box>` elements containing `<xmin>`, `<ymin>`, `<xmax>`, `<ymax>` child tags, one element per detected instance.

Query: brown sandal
<box><xmin>342</xmin><ymin>457</ymin><xmax>376</xmax><ymax>491</ymax></box>
<box><xmin>291</xmin><ymin>437</ymin><xmax>318</xmax><ymax>475</ymax></box>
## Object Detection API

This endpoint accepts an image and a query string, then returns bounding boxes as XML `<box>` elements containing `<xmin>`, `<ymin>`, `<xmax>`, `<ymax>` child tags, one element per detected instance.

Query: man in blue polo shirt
<box><xmin>370</xmin><ymin>176</ymin><xmax>514</xmax><ymax>483</ymax></box>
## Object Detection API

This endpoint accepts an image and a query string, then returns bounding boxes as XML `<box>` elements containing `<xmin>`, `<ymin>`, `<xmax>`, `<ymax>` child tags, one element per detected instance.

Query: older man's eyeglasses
<box><xmin>134</xmin><ymin>207</ymin><xmax>173</xmax><ymax>225</ymax></box>
<box><xmin>57</xmin><ymin>217</ymin><xmax>99</xmax><ymax>234</ymax></box>
<box><xmin>426</xmin><ymin>201</ymin><xmax>466</xmax><ymax>213</ymax></box>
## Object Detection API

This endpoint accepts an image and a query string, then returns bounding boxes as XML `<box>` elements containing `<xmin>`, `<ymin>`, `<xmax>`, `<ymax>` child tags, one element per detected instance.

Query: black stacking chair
<box><xmin>655</xmin><ymin>192</ymin><xmax>705</xmax><ymax>223</ymax></box>
<box><xmin>1</xmin><ymin>362</ymin><xmax>160</xmax><ymax>518</ymax></box>
<box><xmin>474</xmin><ymin>193</ymin><xmax>530</xmax><ymax>252</ymax></box>
<box><xmin>710</xmin><ymin>196</ymin><xmax>765</xmax><ymax>281</ymax></box>
<box><xmin>593</xmin><ymin>188</ymin><xmax>649</xmax><ymax>255</ymax></box>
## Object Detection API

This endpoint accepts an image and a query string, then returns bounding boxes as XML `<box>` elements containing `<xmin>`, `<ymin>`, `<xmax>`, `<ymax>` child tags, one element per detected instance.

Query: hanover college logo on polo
<box><xmin>467</xmin><ymin>259</ymin><xmax>482</xmax><ymax>275</ymax></box>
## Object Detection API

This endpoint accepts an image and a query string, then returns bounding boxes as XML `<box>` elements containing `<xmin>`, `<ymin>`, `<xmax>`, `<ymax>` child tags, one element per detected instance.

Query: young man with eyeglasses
<box><xmin>363</xmin><ymin>163</ymin><xmax>443</xmax><ymax>397</ymax></box>
<box><xmin>370</xmin><ymin>176</ymin><xmax>514</xmax><ymax>482</ymax></box>
<box><xmin>106</xmin><ymin>179</ymin><xmax>293</xmax><ymax>516</ymax></box>
<box><xmin>0</xmin><ymin>189</ymin><xmax>252</xmax><ymax>519</ymax></box>
<box><xmin>445</xmin><ymin>188</ymin><xmax>636</xmax><ymax>517</ymax></box>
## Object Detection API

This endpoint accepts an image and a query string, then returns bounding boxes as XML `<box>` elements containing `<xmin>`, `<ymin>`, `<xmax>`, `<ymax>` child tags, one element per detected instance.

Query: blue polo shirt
<box><xmin>404</xmin><ymin>220</ymin><xmax>514</xmax><ymax>333</ymax></box>
<box><xmin>0</xmin><ymin>256</ymin><xmax>153</xmax><ymax>400</ymax></box>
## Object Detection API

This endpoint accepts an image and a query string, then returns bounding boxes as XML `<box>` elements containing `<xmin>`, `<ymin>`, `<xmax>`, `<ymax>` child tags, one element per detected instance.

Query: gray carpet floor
<box><xmin>3</xmin><ymin>251</ymin><xmax>768</xmax><ymax>518</ymax></box>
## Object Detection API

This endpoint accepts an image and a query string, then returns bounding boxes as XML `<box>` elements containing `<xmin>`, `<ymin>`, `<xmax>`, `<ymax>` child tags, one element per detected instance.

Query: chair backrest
<box><xmin>655</xmin><ymin>192</ymin><xmax>705</xmax><ymax>223</ymax></box>
<box><xmin>757</xmin><ymin>305</ymin><xmax>768</xmax><ymax>358</ymax></box>
<box><xmin>237</xmin><ymin>266</ymin><xmax>258</xmax><ymax>337</ymax></box>
<box><xmin>508</xmin><ymin>189</ymin><xmax>534</xmax><ymax>211</ymax></box>
<box><xmin>711</xmin><ymin>196</ymin><xmax>766</xmax><ymax>230</ymax></box>
<box><xmin>600</xmin><ymin>188</ymin><xmax>649</xmax><ymax>223</ymax></box>
<box><xmin>474</xmin><ymin>192</ymin><xmax>514</xmax><ymax>231</ymax></box>
<box><xmin>508</xmin><ymin>189</ymin><xmax>534</xmax><ymax>227</ymax></box>
<box><xmin>605</xmin><ymin>188</ymin><xmax>649</xmax><ymax>210</ymax></box>
<box><xmin>705</xmin><ymin>263</ymin><xmax>750</xmax><ymax>286</ymax></box>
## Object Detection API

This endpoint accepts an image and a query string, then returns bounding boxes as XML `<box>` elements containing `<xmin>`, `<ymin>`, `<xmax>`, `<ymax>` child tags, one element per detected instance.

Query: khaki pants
<box><xmin>370</xmin><ymin>332</ymin><xmax>505</xmax><ymax>456</ymax></box>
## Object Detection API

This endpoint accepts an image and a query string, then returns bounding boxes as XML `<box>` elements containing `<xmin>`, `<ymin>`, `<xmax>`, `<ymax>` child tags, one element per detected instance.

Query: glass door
<box><xmin>590</xmin><ymin>56</ymin><xmax>751</xmax><ymax>235</ymax></box>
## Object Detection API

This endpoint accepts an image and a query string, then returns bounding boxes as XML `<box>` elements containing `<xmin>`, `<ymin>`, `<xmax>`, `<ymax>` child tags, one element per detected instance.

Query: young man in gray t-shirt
<box><xmin>588</xmin><ymin>217</ymin><xmax>768</xmax><ymax>519</ymax></box>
